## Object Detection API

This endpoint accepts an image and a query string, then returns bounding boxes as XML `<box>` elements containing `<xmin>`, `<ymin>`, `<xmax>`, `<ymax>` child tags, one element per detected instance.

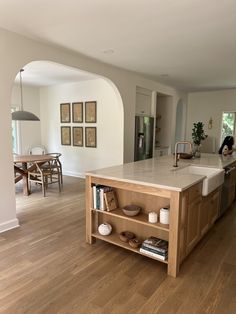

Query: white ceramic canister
<box><xmin>98</xmin><ymin>223</ymin><xmax>112</xmax><ymax>236</ymax></box>
<box><xmin>148</xmin><ymin>211</ymin><xmax>158</xmax><ymax>223</ymax></box>
<box><xmin>159</xmin><ymin>207</ymin><xmax>170</xmax><ymax>224</ymax></box>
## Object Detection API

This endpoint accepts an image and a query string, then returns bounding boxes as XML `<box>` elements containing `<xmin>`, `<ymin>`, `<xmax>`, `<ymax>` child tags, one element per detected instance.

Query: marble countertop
<box><xmin>86</xmin><ymin>153</ymin><xmax>236</xmax><ymax>192</ymax></box>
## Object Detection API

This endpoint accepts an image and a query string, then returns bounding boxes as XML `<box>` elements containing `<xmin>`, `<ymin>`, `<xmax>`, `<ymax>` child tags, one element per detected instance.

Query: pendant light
<box><xmin>12</xmin><ymin>69</ymin><xmax>40</xmax><ymax>121</ymax></box>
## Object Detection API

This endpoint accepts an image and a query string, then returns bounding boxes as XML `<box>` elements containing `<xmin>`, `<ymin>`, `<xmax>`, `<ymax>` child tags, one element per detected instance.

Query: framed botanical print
<box><xmin>72</xmin><ymin>102</ymin><xmax>83</xmax><ymax>123</ymax></box>
<box><xmin>73</xmin><ymin>127</ymin><xmax>83</xmax><ymax>147</ymax></box>
<box><xmin>85</xmin><ymin>127</ymin><xmax>97</xmax><ymax>148</ymax></box>
<box><xmin>60</xmin><ymin>103</ymin><xmax>71</xmax><ymax>123</ymax></box>
<box><xmin>85</xmin><ymin>101</ymin><xmax>97</xmax><ymax>123</ymax></box>
<box><xmin>61</xmin><ymin>126</ymin><xmax>71</xmax><ymax>145</ymax></box>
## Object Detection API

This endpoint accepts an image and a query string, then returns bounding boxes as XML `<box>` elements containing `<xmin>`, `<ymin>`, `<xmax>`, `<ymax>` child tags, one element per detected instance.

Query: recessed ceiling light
<box><xmin>102</xmin><ymin>49</ymin><xmax>114</xmax><ymax>54</ymax></box>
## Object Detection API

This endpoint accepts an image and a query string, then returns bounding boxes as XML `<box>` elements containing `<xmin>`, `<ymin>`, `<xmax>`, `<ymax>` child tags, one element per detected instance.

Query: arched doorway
<box><xmin>12</xmin><ymin>61</ymin><xmax>124</xmax><ymax>178</ymax></box>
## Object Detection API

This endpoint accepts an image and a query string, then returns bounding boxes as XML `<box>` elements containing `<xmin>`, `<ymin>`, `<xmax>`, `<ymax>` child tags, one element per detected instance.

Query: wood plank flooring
<box><xmin>0</xmin><ymin>176</ymin><xmax>235</xmax><ymax>313</ymax></box>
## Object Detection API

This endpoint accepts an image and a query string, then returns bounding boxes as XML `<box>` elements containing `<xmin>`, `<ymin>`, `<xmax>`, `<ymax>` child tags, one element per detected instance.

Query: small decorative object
<box><xmin>73</xmin><ymin>127</ymin><xmax>83</xmax><ymax>147</ymax></box>
<box><xmin>148</xmin><ymin>212</ymin><xmax>158</xmax><ymax>223</ymax></box>
<box><xmin>61</xmin><ymin>126</ymin><xmax>71</xmax><ymax>146</ymax></box>
<box><xmin>159</xmin><ymin>207</ymin><xmax>170</xmax><ymax>225</ymax></box>
<box><xmin>85</xmin><ymin>101</ymin><xmax>97</xmax><ymax>123</ymax></box>
<box><xmin>128</xmin><ymin>238</ymin><xmax>141</xmax><ymax>248</ymax></box>
<box><xmin>98</xmin><ymin>223</ymin><xmax>112</xmax><ymax>236</ymax></box>
<box><xmin>72</xmin><ymin>102</ymin><xmax>83</xmax><ymax>123</ymax></box>
<box><xmin>192</xmin><ymin>122</ymin><xmax>208</xmax><ymax>158</ymax></box>
<box><xmin>122</xmin><ymin>205</ymin><xmax>141</xmax><ymax>217</ymax></box>
<box><xmin>85</xmin><ymin>127</ymin><xmax>97</xmax><ymax>148</ymax></box>
<box><xmin>60</xmin><ymin>103</ymin><xmax>71</xmax><ymax>123</ymax></box>
<box><xmin>119</xmin><ymin>231</ymin><xmax>135</xmax><ymax>242</ymax></box>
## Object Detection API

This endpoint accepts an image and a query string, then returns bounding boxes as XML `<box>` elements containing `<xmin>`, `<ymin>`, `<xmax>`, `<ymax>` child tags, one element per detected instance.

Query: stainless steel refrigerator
<box><xmin>134</xmin><ymin>116</ymin><xmax>154</xmax><ymax>161</ymax></box>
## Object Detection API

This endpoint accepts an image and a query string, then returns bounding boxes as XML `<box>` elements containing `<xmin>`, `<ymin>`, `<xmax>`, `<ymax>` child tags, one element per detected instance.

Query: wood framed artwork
<box><xmin>72</xmin><ymin>102</ymin><xmax>83</xmax><ymax>123</ymax></box>
<box><xmin>85</xmin><ymin>101</ymin><xmax>97</xmax><ymax>123</ymax></box>
<box><xmin>61</xmin><ymin>126</ymin><xmax>71</xmax><ymax>146</ymax></box>
<box><xmin>73</xmin><ymin>127</ymin><xmax>83</xmax><ymax>147</ymax></box>
<box><xmin>85</xmin><ymin>127</ymin><xmax>97</xmax><ymax>148</ymax></box>
<box><xmin>60</xmin><ymin>103</ymin><xmax>71</xmax><ymax>123</ymax></box>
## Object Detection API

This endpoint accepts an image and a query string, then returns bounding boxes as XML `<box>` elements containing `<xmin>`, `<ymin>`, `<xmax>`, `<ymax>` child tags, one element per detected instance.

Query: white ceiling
<box><xmin>14</xmin><ymin>62</ymin><xmax>98</xmax><ymax>87</ymax></box>
<box><xmin>2</xmin><ymin>0</ymin><xmax>236</xmax><ymax>91</ymax></box>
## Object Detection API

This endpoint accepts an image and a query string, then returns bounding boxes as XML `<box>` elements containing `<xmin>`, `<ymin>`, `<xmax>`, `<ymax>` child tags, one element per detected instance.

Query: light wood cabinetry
<box><xmin>86</xmin><ymin>174</ymin><xmax>221</xmax><ymax>277</ymax></box>
<box><xmin>86</xmin><ymin>175</ymin><xmax>184</xmax><ymax>277</ymax></box>
<box><xmin>228</xmin><ymin>165</ymin><xmax>236</xmax><ymax>206</ymax></box>
<box><xmin>199</xmin><ymin>188</ymin><xmax>220</xmax><ymax>238</ymax></box>
<box><xmin>186</xmin><ymin>195</ymin><xmax>201</xmax><ymax>255</ymax></box>
<box><xmin>208</xmin><ymin>189</ymin><xmax>220</xmax><ymax>225</ymax></box>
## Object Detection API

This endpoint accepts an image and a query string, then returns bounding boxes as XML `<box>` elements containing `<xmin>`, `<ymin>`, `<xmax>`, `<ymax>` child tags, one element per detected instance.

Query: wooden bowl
<box><xmin>119</xmin><ymin>231</ymin><xmax>135</xmax><ymax>242</ymax></box>
<box><xmin>129</xmin><ymin>238</ymin><xmax>141</xmax><ymax>248</ymax></box>
<box><xmin>122</xmin><ymin>205</ymin><xmax>141</xmax><ymax>216</ymax></box>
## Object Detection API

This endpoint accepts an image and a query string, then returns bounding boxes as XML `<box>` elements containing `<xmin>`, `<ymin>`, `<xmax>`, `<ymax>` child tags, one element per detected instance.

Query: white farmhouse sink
<box><xmin>176</xmin><ymin>166</ymin><xmax>224</xmax><ymax>196</ymax></box>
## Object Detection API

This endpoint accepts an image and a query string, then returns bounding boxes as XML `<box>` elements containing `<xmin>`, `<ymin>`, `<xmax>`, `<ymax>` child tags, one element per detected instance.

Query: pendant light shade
<box><xmin>12</xmin><ymin>69</ymin><xmax>40</xmax><ymax>121</ymax></box>
<box><xmin>12</xmin><ymin>110</ymin><xmax>40</xmax><ymax>121</ymax></box>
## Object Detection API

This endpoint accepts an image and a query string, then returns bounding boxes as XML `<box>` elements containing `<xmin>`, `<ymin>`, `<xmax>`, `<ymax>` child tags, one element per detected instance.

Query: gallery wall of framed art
<box><xmin>60</xmin><ymin>101</ymin><xmax>97</xmax><ymax>148</ymax></box>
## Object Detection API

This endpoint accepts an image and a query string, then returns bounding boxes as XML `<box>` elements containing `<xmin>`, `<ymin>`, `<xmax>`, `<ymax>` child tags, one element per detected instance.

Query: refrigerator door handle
<box><xmin>139</xmin><ymin>134</ymin><xmax>144</xmax><ymax>148</ymax></box>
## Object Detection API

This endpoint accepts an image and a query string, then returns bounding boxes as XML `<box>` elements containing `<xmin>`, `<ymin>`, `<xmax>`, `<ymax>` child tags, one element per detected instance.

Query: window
<box><xmin>11</xmin><ymin>107</ymin><xmax>19</xmax><ymax>153</ymax></box>
<box><xmin>221</xmin><ymin>112</ymin><xmax>236</xmax><ymax>144</ymax></box>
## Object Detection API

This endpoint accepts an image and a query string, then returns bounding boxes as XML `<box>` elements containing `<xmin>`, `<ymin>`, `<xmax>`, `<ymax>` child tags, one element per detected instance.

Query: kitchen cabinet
<box><xmin>135</xmin><ymin>87</ymin><xmax>152</xmax><ymax>116</ymax></box>
<box><xmin>86</xmin><ymin>154</ymin><xmax>227</xmax><ymax>277</ymax></box>
<box><xmin>228</xmin><ymin>165</ymin><xmax>236</xmax><ymax>206</ymax></box>
<box><xmin>199</xmin><ymin>188</ymin><xmax>220</xmax><ymax>237</ymax></box>
<box><xmin>185</xmin><ymin>187</ymin><xmax>201</xmax><ymax>255</ymax></box>
<box><xmin>208</xmin><ymin>189</ymin><xmax>220</xmax><ymax>225</ymax></box>
<box><xmin>86</xmin><ymin>174</ymin><xmax>207</xmax><ymax>277</ymax></box>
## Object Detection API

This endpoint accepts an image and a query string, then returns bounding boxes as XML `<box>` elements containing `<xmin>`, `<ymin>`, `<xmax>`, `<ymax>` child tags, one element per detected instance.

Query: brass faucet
<box><xmin>173</xmin><ymin>141</ymin><xmax>193</xmax><ymax>167</ymax></box>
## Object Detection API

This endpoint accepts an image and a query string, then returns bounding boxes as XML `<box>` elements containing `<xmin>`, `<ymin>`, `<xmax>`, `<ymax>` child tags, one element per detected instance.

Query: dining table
<box><xmin>14</xmin><ymin>154</ymin><xmax>54</xmax><ymax>196</ymax></box>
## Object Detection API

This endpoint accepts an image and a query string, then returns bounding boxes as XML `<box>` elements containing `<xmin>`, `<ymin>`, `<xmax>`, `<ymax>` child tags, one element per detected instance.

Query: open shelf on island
<box><xmin>91</xmin><ymin>208</ymin><xmax>169</xmax><ymax>232</ymax></box>
<box><xmin>92</xmin><ymin>232</ymin><xmax>168</xmax><ymax>264</ymax></box>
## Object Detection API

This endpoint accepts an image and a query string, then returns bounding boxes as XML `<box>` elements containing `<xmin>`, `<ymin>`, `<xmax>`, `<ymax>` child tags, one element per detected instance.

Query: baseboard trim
<box><xmin>0</xmin><ymin>218</ymin><xmax>19</xmax><ymax>234</ymax></box>
<box><xmin>63</xmin><ymin>171</ymin><xmax>85</xmax><ymax>178</ymax></box>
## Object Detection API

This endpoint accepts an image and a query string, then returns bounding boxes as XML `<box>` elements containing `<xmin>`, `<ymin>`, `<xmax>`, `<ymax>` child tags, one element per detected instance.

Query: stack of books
<box><xmin>140</xmin><ymin>236</ymin><xmax>168</xmax><ymax>261</ymax></box>
<box><xmin>92</xmin><ymin>185</ymin><xmax>118</xmax><ymax>211</ymax></box>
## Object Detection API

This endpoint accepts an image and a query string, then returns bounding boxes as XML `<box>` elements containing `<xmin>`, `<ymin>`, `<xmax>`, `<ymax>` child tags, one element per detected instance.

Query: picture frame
<box><xmin>61</xmin><ymin>126</ymin><xmax>71</xmax><ymax>146</ymax></box>
<box><xmin>85</xmin><ymin>127</ymin><xmax>97</xmax><ymax>148</ymax></box>
<box><xmin>85</xmin><ymin>101</ymin><xmax>97</xmax><ymax>123</ymax></box>
<box><xmin>73</xmin><ymin>127</ymin><xmax>83</xmax><ymax>147</ymax></box>
<box><xmin>60</xmin><ymin>103</ymin><xmax>71</xmax><ymax>123</ymax></box>
<box><xmin>72</xmin><ymin>102</ymin><xmax>83</xmax><ymax>123</ymax></box>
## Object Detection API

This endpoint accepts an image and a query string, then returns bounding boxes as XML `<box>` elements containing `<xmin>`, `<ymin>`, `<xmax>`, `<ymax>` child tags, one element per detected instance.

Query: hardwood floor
<box><xmin>0</xmin><ymin>176</ymin><xmax>235</xmax><ymax>313</ymax></box>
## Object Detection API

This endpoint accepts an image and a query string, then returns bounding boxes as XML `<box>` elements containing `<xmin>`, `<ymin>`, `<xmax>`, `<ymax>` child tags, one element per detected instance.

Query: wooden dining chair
<box><xmin>28</xmin><ymin>160</ymin><xmax>61</xmax><ymax>196</ymax></box>
<box><xmin>28</xmin><ymin>145</ymin><xmax>46</xmax><ymax>155</ymax></box>
<box><xmin>43</xmin><ymin>153</ymin><xmax>63</xmax><ymax>185</ymax></box>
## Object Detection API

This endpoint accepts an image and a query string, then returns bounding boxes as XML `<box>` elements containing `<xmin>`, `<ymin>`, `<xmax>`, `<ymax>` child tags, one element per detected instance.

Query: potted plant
<box><xmin>192</xmin><ymin>122</ymin><xmax>208</xmax><ymax>157</ymax></box>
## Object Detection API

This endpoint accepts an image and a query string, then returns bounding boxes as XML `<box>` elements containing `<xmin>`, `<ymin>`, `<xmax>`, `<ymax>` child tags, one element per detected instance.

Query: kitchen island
<box><xmin>86</xmin><ymin>154</ymin><xmax>236</xmax><ymax>277</ymax></box>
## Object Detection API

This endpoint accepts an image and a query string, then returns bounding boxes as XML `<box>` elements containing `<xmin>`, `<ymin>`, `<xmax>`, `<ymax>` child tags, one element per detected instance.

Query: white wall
<box><xmin>156</xmin><ymin>96</ymin><xmax>173</xmax><ymax>147</ymax></box>
<box><xmin>11</xmin><ymin>84</ymin><xmax>41</xmax><ymax>154</ymax></box>
<box><xmin>186</xmin><ymin>89</ymin><xmax>236</xmax><ymax>150</ymax></box>
<box><xmin>0</xmin><ymin>28</ymin><xmax>183</xmax><ymax>233</ymax></box>
<box><xmin>40</xmin><ymin>79</ymin><xmax>123</xmax><ymax>177</ymax></box>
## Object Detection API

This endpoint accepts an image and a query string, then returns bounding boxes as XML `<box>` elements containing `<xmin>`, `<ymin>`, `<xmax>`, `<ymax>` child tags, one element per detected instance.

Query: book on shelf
<box><xmin>139</xmin><ymin>248</ymin><xmax>168</xmax><ymax>261</ymax></box>
<box><xmin>142</xmin><ymin>236</ymin><xmax>168</xmax><ymax>253</ymax></box>
<box><xmin>92</xmin><ymin>185</ymin><xmax>114</xmax><ymax>210</ymax></box>
<box><xmin>140</xmin><ymin>245</ymin><xmax>168</xmax><ymax>257</ymax></box>
<box><xmin>104</xmin><ymin>190</ymin><xmax>118</xmax><ymax>211</ymax></box>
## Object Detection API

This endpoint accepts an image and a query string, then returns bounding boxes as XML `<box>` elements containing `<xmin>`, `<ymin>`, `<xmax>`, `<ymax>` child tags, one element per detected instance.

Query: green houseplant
<box><xmin>192</xmin><ymin>122</ymin><xmax>208</xmax><ymax>157</ymax></box>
